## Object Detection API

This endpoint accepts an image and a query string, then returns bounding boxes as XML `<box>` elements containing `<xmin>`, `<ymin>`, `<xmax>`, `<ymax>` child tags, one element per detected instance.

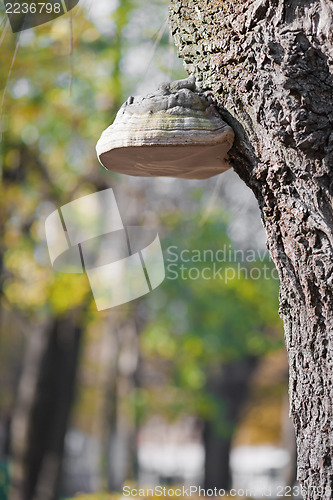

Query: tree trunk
<box><xmin>106</xmin><ymin>321</ymin><xmax>138</xmax><ymax>492</ymax></box>
<box><xmin>203</xmin><ymin>358</ymin><xmax>258</xmax><ymax>490</ymax></box>
<box><xmin>169</xmin><ymin>1</ymin><xmax>333</xmax><ymax>498</ymax></box>
<box><xmin>10</xmin><ymin>317</ymin><xmax>82</xmax><ymax>500</ymax></box>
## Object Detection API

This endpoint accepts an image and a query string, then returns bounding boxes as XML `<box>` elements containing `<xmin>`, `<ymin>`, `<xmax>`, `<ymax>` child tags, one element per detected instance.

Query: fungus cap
<box><xmin>96</xmin><ymin>76</ymin><xmax>234</xmax><ymax>180</ymax></box>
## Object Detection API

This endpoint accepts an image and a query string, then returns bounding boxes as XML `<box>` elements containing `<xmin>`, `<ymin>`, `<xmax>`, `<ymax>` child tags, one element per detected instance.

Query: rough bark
<box><xmin>169</xmin><ymin>1</ymin><xmax>333</xmax><ymax>498</ymax></box>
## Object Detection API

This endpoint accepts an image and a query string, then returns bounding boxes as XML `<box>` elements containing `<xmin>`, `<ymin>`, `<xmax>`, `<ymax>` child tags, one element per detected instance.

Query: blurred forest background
<box><xmin>0</xmin><ymin>1</ymin><xmax>294</xmax><ymax>499</ymax></box>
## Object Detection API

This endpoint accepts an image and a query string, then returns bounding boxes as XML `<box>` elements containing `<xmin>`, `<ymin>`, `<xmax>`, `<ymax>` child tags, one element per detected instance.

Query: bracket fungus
<box><xmin>96</xmin><ymin>76</ymin><xmax>234</xmax><ymax>180</ymax></box>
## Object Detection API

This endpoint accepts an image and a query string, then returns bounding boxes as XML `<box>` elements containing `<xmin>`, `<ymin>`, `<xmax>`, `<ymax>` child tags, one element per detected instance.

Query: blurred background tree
<box><xmin>135</xmin><ymin>206</ymin><xmax>282</xmax><ymax>490</ymax></box>
<box><xmin>0</xmin><ymin>1</ymin><xmax>184</xmax><ymax>497</ymax></box>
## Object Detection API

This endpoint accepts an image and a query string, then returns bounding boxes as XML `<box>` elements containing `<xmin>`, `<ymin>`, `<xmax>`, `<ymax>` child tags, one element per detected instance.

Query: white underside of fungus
<box><xmin>96</xmin><ymin>76</ymin><xmax>234</xmax><ymax>180</ymax></box>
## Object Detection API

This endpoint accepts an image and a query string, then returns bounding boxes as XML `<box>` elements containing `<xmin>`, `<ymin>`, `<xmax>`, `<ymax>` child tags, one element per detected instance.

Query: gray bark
<box><xmin>169</xmin><ymin>1</ymin><xmax>333</xmax><ymax>498</ymax></box>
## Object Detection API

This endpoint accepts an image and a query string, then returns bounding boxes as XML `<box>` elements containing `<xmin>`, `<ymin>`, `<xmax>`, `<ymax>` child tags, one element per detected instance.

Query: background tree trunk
<box><xmin>169</xmin><ymin>1</ymin><xmax>333</xmax><ymax>498</ymax></box>
<box><xmin>203</xmin><ymin>357</ymin><xmax>258</xmax><ymax>490</ymax></box>
<box><xmin>10</xmin><ymin>317</ymin><xmax>82</xmax><ymax>500</ymax></box>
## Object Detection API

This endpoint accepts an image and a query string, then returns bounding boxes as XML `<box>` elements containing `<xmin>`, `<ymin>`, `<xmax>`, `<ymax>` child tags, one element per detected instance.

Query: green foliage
<box><xmin>136</xmin><ymin>206</ymin><xmax>283</xmax><ymax>424</ymax></box>
<box><xmin>0</xmin><ymin>0</ymin><xmax>185</xmax><ymax>423</ymax></box>
<box><xmin>0</xmin><ymin>0</ymin><xmax>184</xmax><ymax>317</ymax></box>
<box><xmin>0</xmin><ymin>461</ymin><xmax>9</xmax><ymax>500</ymax></box>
